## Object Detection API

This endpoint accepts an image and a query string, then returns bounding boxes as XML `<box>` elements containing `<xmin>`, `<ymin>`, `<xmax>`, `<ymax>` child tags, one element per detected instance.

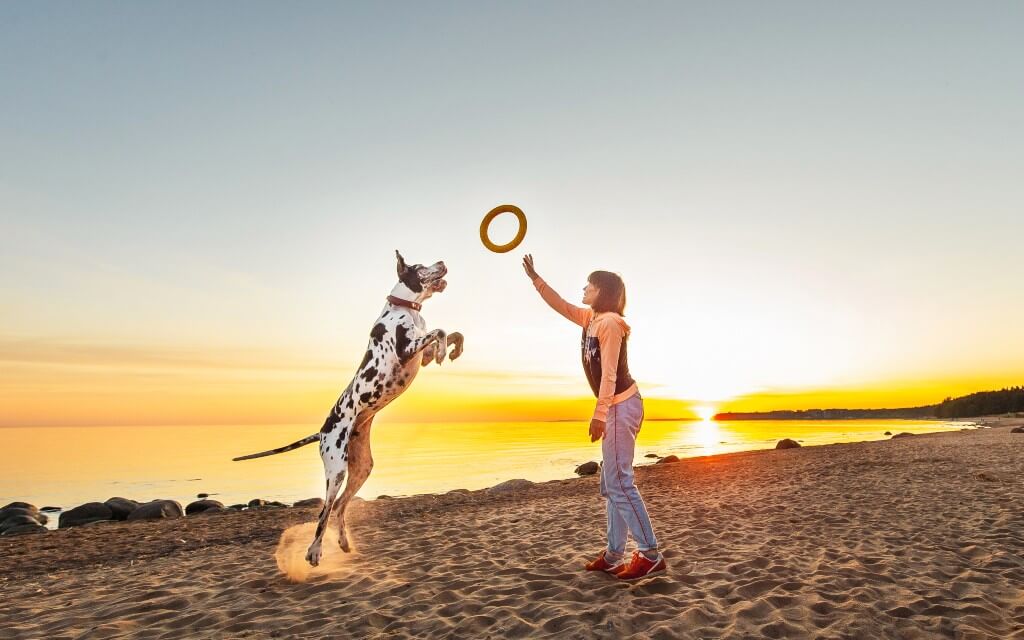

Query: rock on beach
<box><xmin>574</xmin><ymin>461</ymin><xmax>599</xmax><ymax>476</ymax></box>
<box><xmin>185</xmin><ymin>500</ymin><xmax>225</xmax><ymax>515</ymax></box>
<box><xmin>488</xmin><ymin>479</ymin><xmax>534</xmax><ymax>494</ymax></box>
<box><xmin>104</xmin><ymin>497</ymin><xmax>140</xmax><ymax>521</ymax></box>
<box><xmin>59</xmin><ymin>502</ymin><xmax>114</xmax><ymax>529</ymax></box>
<box><xmin>127</xmin><ymin>500</ymin><xmax>184</xmax><ymax>521</ymax></box>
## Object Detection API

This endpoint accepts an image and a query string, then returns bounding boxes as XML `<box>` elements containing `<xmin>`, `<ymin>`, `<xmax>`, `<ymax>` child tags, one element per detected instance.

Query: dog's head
<box><xmin>395</xmin><ymin>250</ymin><xmax>447</xmax><ymax>299</ymax></box>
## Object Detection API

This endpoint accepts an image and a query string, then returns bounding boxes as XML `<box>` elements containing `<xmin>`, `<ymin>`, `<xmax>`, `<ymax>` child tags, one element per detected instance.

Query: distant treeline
<box><xmin>714</xmin><ymin>386</ymin><xmax>1024</xmax><ymax>421</ymax></box>
<box><xmin>934</xmin><ymin>386</ymin><xmax>1024</xmax><ymax>418</ymax></box>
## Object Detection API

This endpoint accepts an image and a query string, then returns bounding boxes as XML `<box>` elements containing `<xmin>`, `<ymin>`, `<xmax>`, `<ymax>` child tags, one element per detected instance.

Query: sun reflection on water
<box><xmin>693</xmin><ymin>409</ymin><xmax>721</xmax><ymax>454</ymax></box>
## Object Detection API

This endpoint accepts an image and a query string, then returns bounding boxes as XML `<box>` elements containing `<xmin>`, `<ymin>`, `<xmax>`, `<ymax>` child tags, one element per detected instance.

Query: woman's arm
<box><xmin>523</xmin><ymin>254</ymin><xmax>591</xmax><ymax>327</ymax></box>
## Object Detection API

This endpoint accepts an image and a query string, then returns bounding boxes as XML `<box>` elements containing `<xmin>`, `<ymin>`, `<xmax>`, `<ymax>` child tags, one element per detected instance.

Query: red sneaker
<box><xmin>615</xmin><ymin>551</ymin><xmax>667</xmax><ymax>580</ymax></box>
<box><xmin>584</xmin><ymin>551</ymin><xmax>626</xmax><ymax>573</ymax></box>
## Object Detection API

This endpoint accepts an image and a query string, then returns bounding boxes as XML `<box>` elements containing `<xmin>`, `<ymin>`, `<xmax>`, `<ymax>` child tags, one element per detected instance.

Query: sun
<box><xmin>694</xmin><ymin>405</ymin><xmax>717</xmax><ymax>422</ymax></box>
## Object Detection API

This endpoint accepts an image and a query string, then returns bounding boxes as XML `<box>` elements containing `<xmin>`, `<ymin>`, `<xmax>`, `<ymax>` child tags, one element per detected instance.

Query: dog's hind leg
<box><xmin>306</xmin><ymin>467</ymin><xmax>345</xmax><ymax>567</ymax></box>
<box><xmin>333</xmin><ymin>416</ymin><xmax>375</xmax><ymax>553</ymax></box>
<box><xmin>306</xmin><ymin>425</ymin><xmax>353</xmax><ymax>567</ymax></box>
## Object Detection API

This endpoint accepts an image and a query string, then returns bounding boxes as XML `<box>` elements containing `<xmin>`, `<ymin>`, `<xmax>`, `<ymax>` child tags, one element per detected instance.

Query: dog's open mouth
<box><xmin>428</xmin><ymin>266</ymin><xmax>448</xmax><ymax>292</ymax></box>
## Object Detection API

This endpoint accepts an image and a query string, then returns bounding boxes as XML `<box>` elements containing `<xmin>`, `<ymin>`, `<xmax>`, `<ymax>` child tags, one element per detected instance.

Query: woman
<box><xmin>523</xmin><ymin>254</ymin><xmax>666</xmax><ymax>580</ymax></box>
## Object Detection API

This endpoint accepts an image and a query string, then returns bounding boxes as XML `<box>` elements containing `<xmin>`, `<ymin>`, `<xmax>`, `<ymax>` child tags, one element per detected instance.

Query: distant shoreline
<box><xmin>714</xmin><ymin>411</ymin><xmax>943</xmax><ymax>421</ymax></box>
<box><xmin>714</xmin><ymin>386</ymin><xmax>1024</xmax><ymax>421</ymax></box>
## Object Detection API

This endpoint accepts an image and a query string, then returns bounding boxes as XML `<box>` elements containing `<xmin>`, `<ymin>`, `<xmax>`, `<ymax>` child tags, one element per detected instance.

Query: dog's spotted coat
<box><xmin>233</xmin><ymin>251</ymin><xmax>463</xmax><ymax>566</ymax></box>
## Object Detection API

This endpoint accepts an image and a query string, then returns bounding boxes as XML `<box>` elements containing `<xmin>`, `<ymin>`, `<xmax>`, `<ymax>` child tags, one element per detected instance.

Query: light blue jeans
<box><xmin>599</xmin><ymin>392</ymin><xmax>658</xmax><ymax>556</ymax></box>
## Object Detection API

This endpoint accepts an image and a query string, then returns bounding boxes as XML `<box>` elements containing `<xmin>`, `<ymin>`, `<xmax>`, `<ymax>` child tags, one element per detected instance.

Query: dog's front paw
<box><xmin>447</xmin><ymin>332</ymin><xmax>464</xmax><ymax>360</ymax></box>
<box><xmin>306</xmin><ymin>543</ymin><xmax>323</xmax><ymax>567</ymax></box>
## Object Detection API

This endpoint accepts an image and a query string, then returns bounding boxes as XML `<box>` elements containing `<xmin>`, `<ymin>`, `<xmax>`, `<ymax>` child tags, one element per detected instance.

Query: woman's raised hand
<box><xmin>522</xmin><ymin>254</ymin><xmax>539</xmax><ymax>281</ymax></box>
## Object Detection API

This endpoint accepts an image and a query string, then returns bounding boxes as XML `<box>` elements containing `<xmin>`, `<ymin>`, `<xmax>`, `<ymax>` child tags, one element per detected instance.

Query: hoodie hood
<box><xmin>593</xmin><ymin>311</ymin><xmax>631</xmax><ymax>338</ymax></box>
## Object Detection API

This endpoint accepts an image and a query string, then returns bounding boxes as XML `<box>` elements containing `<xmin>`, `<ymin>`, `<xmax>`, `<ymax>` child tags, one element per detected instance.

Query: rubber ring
<box><xmin>480</xmin><ymin>204</ymin><xmax>527</xmax><ymax>253</ymax></box>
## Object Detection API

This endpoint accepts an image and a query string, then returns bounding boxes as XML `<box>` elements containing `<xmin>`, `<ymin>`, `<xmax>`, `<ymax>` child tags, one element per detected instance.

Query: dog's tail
<box><xmin>232</xmin><ymin>434</ymin><xmax>319</xmax><ymax>461</ymax></box>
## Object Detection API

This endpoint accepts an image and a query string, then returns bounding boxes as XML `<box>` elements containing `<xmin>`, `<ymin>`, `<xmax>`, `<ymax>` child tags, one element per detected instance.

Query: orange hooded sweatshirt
<box><xmin>533</xmin><ymin>277</ymin><xmax>638</xmax><ymax>422</ymax></box>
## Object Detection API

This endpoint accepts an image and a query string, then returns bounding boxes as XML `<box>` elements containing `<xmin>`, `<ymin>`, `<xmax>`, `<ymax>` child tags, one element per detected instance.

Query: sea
<box><xmin>1</xmin><ymin>419</ymin><xmax>970</xmax><ymax>528</ymax></box>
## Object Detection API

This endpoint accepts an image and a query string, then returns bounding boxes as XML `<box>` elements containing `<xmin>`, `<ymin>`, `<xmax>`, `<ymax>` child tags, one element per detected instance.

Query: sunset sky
<box><xmin>2</xmin><ymin>2</ymin><xmax>1022</xmax><ymax>427</ymax></box>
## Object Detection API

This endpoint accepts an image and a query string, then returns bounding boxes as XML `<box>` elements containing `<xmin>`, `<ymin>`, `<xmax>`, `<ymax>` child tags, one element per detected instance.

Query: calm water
<box><xmin>1</xmin><ymin>419</ymin><xmax>968</xmax><ymax>527</ymax></box>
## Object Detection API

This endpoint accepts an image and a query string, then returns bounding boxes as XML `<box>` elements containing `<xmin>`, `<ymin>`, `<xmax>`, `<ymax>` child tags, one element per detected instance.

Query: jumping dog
<box><xmin>233</xmin><ymin>251</ymin><xmax>464</xmax><ymax>566</ymax></box>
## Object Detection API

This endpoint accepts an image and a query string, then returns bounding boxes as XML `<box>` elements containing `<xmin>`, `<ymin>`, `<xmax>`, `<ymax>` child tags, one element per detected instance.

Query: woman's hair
<box><xmin>588</xmin><ymin>270</ymin><xmax>626</xmax><ymax>315</ymax></box>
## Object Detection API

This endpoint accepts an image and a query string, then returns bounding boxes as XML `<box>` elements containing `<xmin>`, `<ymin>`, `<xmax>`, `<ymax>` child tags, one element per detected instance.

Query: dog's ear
<box><xmin>395</xmin><ymin>250</ymin><xmax>407</xmax><ymax>276</ymax></box>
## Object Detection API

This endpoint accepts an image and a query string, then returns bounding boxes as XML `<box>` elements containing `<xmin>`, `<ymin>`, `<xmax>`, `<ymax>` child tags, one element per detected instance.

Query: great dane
<box><xmin>233</xmin><ymin>251</ymin><xmax>464</xmax><ymax>566</ymax></box>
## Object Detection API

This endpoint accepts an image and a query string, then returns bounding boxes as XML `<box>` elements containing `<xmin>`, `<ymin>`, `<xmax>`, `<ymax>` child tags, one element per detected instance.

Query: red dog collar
<box><xmin>387</xmin><ymin>296</ymin><xmax>422</xmax><ymax>311</ymax></box>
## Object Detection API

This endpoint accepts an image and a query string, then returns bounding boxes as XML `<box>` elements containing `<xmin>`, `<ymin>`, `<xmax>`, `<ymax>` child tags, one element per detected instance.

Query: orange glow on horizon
<box><xmin>3</xmin><ymin>356</ymin><xmax>1021</xmax><ymax>428</ymax></box>
<box><xmin>1</xmin><ymin>337</ymin><xmax>1022</xmax><ymax>427</ymax></box>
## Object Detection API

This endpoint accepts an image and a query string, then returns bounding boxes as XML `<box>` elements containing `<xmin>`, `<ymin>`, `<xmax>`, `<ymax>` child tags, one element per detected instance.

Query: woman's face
<box><xmin>582</xmin><ymin>281</ymin><xmax>600</xmax><ymax>307</ymax></box>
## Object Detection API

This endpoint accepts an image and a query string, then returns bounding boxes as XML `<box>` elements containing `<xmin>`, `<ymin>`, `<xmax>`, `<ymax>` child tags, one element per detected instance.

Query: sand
<box><xmin>2</xmin><ymin>421</ymin><xmax>1022</xmax><ymax>639</ymax></box>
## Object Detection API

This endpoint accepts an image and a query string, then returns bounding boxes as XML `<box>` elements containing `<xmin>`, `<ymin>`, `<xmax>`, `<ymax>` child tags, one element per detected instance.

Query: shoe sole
<box><xmin>617</xmin><ymin>565</ymin><xmax>667</xmax><ymax>581</ymax></box>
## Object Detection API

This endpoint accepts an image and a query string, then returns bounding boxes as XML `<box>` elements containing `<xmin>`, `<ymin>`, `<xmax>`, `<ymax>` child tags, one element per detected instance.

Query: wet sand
<box><xmin>2</xmin><ymin>420</ymin><xmax>1022</xmax><ymax>639</ymax></box>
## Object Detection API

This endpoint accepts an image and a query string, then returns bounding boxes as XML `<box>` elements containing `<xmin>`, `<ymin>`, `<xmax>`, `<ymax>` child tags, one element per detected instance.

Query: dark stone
<box><xmin>0</xmin><ymin>515</ymin><xmax>41</xmax><ymax>534</ymax></box>
<box><xmin>247</xmin><ymin>499</ymin><xmax>266</xmax><ymax>509</ymax></box>
<box><xmin>0</xmin><ymin>508</ymin><xmax>40</xmax><ymax>529</ymax></box>
<box><xmin>185</xmin><ymin>499</ymin><xmax>225</xmax><ymax>515</ymax></box>
<box><xmin>776</xmin><ymin>439</ymin><xmax>801</xmax><ymax>449</ymax></box>
<box><xmin>891</xmin><ymin>432</ymin><xmax>915</xmax><ymax>439</ymax></box>
<box><xmin>104</xmin><ymin>497</ymin><xmax>141</xmax><ymax>521</ymax></box>
<box><xmin>59</xmin><ymin>502</ymin><xmax>114</xmax><ymax>528</ymax></box>
<box><xmin>265</xmin><ymin>501</ymin><xmax>287</xmax><ymax>508</ymax></box>
<box><xmin>293</xmin><ymin>498</ymin><xmax>324</xmax><ymax>509</ymax></box>
<box><xmin>884</xmin><ymin>431</ymin><xmax>892</xmax><ymax>435</ymax></box>
<box><xmin>574</xmin><ymin>461</ymin><xmax>599</xmax><ymax>476</ymax></box>
<box><xmin>657</xmin><ymin>455</ymin><xmax>681</xmax><ymax>464</ymax></box>
<box><xmin>197</xmin><ymin>493</ymin><xmax>210</xmax><ymax>499</ymax></box>
<box><xmin>228</xmin><ymin>504</ymin><xmax>247</xmax><ymax>510</ymax></box>
<box><xmin>1010</xmin><ymin>426</ymin><xmax>1024</xmax><ymax>434</ymax></box>
<box><xmin>0</xmin><ymin>507</ymin><xmax>39</xmax><ymax>524</ymax></box>
<box><xmin>1</xmin><ymin>502</ymin><xmax>36</xmax><ymax>512</ymax></box>
<box><xmin>40</xmin><ymin>506</ymin><xmax>61</xmax><ymax>513</ymax></box>
<box><xmin>487</xmin><ymin>479</ymin><xmax>534</xmax><ymax>494</ymax></box>
<box><xmin>127</xmin><ymin>500</ymin><xmax>184</xmax><ymax>521</ymax></box>
<box><xmin>2</xmin><ymin>523</ymin><xmax>47</xmax><ymax>536</ymax></box>
<box><xmin>376</xmin><ymin>495</ymin><xmax>392</xmax><ymax>500</ymax></box>
<box><xmin>644</xmin><ymin>453</ymin><xmax>660</xmax><ymax>459</ymax></box>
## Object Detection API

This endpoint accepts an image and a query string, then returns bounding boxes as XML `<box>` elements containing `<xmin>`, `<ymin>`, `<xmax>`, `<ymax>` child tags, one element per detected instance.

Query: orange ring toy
<box><xmin>480</xmin><ymin>204</ymin><xmax>527</xmax><ymax>253</ymax></box>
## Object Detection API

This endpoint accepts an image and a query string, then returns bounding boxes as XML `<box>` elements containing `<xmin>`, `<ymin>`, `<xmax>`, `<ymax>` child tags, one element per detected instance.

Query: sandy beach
<box><xmin>2</xmin><ymin>421</ymin><xmax>1022</xmax><ymax>639</ymax></box>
